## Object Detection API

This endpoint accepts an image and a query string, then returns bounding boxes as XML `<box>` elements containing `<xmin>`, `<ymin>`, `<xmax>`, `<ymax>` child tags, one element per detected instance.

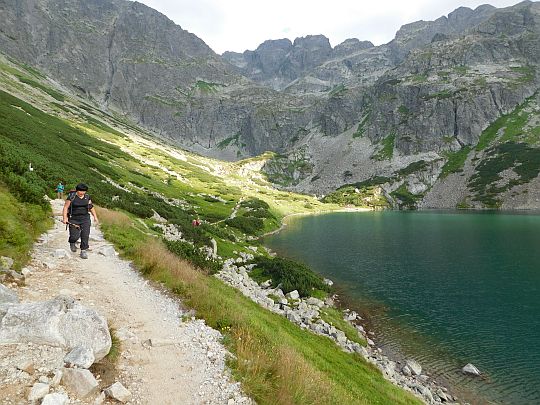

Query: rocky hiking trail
<box><xmin>0</xmin><ymin>199</ymin><xmax>252</xmax><ymax>404</ymax></box>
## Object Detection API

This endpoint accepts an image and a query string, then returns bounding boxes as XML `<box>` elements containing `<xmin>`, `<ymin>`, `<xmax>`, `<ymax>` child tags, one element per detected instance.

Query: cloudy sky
<box><xmin>137</xmin><ymin>0</ymin><xmax>522</xmax><ymax>54</ymax></box>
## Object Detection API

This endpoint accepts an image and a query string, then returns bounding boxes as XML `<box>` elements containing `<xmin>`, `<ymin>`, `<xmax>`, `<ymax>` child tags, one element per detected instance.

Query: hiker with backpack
<box><xmin>55</xmin><ymin>181</ymin><xmax>65</xmax><ymax>200</ymax></box>
<box><xmin>62</xmin><ymin>183</ymin><xmax>98</xmax><ymax>259</ymax></box>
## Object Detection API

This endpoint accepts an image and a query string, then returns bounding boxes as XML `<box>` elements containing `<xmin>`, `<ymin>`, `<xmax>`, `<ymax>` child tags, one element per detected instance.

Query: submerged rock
<box><xmin>405</xmin><ymin>359</ymin><xmax>422</xmax><ymax>376</ymax></box>
<box><xmin>462</xmin><ymin>363</ymin><xmax>481</xmax><ymax>376</ymax></box>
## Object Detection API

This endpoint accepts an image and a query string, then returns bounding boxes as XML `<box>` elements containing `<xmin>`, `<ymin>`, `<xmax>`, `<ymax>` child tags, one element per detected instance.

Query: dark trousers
<box><xmin>68</xmin><ymin>216</ymin><xmax>91</xmax><ymax>250</ymax></box>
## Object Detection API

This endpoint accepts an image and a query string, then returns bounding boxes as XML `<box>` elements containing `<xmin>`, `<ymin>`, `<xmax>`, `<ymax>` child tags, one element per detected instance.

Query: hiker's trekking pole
<box><xmin>50</xmin><ymin>216</ymin><xmax>80</xmax><ymax>230</ymax></box>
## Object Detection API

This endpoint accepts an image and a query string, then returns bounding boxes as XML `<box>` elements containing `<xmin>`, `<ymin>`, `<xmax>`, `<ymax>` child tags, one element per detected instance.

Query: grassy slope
<box><xmin>0</xmin><ymin>184</ymin><xmax>50</xmax><ymax>269</ymax></box>
<box><xmin>468</xmin><ymin>93</ymin><xmax>540</xmax><ymax>207</ymax></box>
<box><xmin>0</xmin><ymin>56</ymin><xmax>421</xmax><ymax>404</ymax></box>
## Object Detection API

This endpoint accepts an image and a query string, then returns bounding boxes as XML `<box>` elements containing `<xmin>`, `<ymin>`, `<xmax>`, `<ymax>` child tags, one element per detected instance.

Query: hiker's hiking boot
<box><xmin>70</xmin><ymin>243</ymin><xmax>77</xmax><ymax>252</ymax></box>
<box><xmin>80</xmin><ymin>250</ymin><xmax>88</xmax><ymax>259</ymax></box>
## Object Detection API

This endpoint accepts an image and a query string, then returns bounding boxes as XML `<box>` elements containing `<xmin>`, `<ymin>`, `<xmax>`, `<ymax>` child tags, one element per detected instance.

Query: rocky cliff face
<box><xmin>1</xmin><ymin>0</ymin><xmax>539</xmax><ymax>209</ymax></box>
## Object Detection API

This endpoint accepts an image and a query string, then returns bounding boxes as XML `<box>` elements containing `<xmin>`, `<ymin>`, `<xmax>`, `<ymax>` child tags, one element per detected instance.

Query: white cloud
<box><xmin>137</xmin><ymin>0</ymin><xmax>524</xmax><ymax>54</ymax></box>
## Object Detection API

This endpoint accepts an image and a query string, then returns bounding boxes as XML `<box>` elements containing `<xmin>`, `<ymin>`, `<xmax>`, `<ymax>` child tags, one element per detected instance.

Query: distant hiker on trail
<box><xmin>192</xmin><ymin>217</ymin><xmax>201</xmax><ymax>227</ymax></box>
<box><xmin>56</xmin><ymin>181</ymin><xmax>65</xmax><ymax>200</ymax></box>
<box><xmin>62</xmin><ymin>183</ymin><xmax>98</xmax><ymax>259</ymax></box>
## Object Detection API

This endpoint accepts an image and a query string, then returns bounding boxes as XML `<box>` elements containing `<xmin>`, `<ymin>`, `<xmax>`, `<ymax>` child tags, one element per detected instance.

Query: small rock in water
<box><xmin>401</xmin><ymin>365</ymin><xmax>412</xmax><ymax>376</ymax></box>
<box><xmin>462</xmin><ymin>363</ymin><xmax>481</xmax><ymax>376</ymax></box>
<box><xmin>405</xmin><ymin>359</ymin><xmax>422</xmax><ymax>376</ymax></box>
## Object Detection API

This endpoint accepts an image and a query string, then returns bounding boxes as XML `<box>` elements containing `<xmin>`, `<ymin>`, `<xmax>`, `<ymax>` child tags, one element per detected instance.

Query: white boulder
<box><xmin>0</xmin><ymin>295</ymin><xmax>111</xmax><ymax>360</ymax></box>
<box><xmin>286</xmin><ymin>290</ymin><xmax>300</xmax><ymax>300</ymax></box>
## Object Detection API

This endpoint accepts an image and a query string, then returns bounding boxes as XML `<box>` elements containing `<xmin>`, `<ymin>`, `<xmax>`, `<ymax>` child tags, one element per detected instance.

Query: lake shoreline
<box><xmin>264</xmin><ymin>209</ymin><xmax>538</xmax><ymax>404</ymax></box>
<box><xmin>261</xmin><ymin>209</ymin><xmax>471</xmax><ymax>404</ymax></box>
<box><xmin>260</xmin><ymin>206</ymin><xmax>372</xmax><ymax>238</ymax></box>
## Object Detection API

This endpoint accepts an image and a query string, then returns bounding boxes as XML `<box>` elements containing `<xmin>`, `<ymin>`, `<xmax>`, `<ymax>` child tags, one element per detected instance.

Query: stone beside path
<box><xmin>0</xmin><ymin>199</ymin><xmax>253</xmax><ymax>404</ymax></box>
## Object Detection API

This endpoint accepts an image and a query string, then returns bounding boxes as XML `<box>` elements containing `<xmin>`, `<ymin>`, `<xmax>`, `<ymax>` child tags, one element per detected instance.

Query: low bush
<box><xmin>250</xmin><ymin>257</ymin><xmax>330</xmax><ymax>297</ymax></box>
<box><xmin>240</xmin><ymin>198</ymin><xmax>270</xmax><ymax>210</ymax></box>
<box><xmin>225</xmin><ymin>216</ymin><xmax>264</xmax><ymax>234</ymax></box>
<box><xmin>165</xmin><ymin>240</ymin><xmax>220</xmax><ymax>274</ymax></box>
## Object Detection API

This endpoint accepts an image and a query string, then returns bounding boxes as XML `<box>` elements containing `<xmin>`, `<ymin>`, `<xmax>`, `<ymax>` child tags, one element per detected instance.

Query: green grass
<box><xmin>194</xmin><ymin>80</ymin><xmax>223</xmax><ymax>93</ymax></box>
<box><xmin>217</xmin><ymin>133</ymin><xmax>241</xmax><ymax>149</ymax></box>
<box><xmin>440</xmin><ymin>147</ymin><xmax>471</xmax><ymax>178</ymax></box>
<box><xmin>469</xmin><ymin>142</ymin><xmax>540</xmax><ymax>207</ymax></box>
<box><xmin>17</xmin><ymin>75</ymin><xmax>65</xmax><ymax>101</ymax></box>
<box><xmin>423</xmin><ymin>89</ymin><xmax>453</xmax><ymax>100</ymax></box>
<box><xmin>322</xmin><ymin>185</ymin><xmax>389</xmax><ymax>208</ymax></box>
<box><xmin>390</xmin><ymin>184</ymin><xmax>422</xmax><ymax>210</ymax></box>
<box><xmin>320</xmin><ymin>307</ymin><xmax>367</xmax><ymax>346</ymax></box>
<box><xmin>476</xmin><ymin>94</ymin><xmax>538</xmax><ymax>151</ymax></box>
<box><xmin>373</xmin><ymin>134</ymin><xmax>395</xmax><ymax>161</ymax></box>
<box><xmin>353</xmin><ymin>113</ymin><xmax>370</xmax><ymax>138</ymax></box>
<box><xmin>411</xmin><ymin>74</ymin><xmax>427</xmax><ymax>83</ymax></box>
<box><xmin>0</xmin><ymin>184</ymin><xmax>51</xmax><ymax>269</ymax></box>
<box><xmin>328</xmin><ymin>83</ymin><xmax>347</xmax><ymax>98</ymax></box>
<box><xmin>510</xmin><ymin>66</ymin><xmax>535</xmax><ymax>84</ymax></box>
<box><xmin>396</xmin><ymin>160</ymin><xmax>428</xmax><ymax>177</ymax></box>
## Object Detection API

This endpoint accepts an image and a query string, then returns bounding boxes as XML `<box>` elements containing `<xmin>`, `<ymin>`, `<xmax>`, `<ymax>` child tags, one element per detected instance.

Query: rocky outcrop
<box><xmin>223</xmin><ymin>35</ymin><xmax>335</xmax><ymax>90</ymax></box>
<box><xmin>0</xmin><ymin>295</ymin><xmax>112</xmax><ymax>360</ymax></box>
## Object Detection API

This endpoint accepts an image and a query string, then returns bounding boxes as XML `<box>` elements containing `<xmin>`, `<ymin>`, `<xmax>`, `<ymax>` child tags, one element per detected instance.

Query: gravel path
<box><xmin>0</xmin><ymin>199</ymin><xmax>251</xmax><ymax>404</ymax></box>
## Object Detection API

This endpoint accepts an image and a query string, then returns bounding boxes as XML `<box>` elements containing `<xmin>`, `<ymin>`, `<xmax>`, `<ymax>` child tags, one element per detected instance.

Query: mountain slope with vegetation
<box><xmin>2</xmin><ymin>0</ymin><xmax>539</xmax><ymax>211</ymax></box>
<box><xmin>0</xmin><ymin>54</ymin><xmax>424</xmax><ymax>404</ymax></box>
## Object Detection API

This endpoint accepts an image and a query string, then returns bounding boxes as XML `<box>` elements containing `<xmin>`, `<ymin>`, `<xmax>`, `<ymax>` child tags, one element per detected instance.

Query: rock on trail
<box><xmin>0</xmin><ymin>199</ymin><xmax>252</xmax><ymax>404</ymax></box>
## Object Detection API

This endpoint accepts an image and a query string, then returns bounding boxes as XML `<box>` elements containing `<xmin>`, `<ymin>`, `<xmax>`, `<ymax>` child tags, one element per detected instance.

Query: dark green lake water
<box><xmin>264</xmin><ymin>211</ymin><xmax>540</xmax><ymax>405</ymax></box>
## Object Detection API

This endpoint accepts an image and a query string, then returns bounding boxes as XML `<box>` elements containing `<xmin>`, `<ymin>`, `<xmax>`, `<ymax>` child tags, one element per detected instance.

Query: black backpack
<box><xmin>68</xmin><ymin>191</ymin><xmax>91</xmax><ymax>217</ymax></box>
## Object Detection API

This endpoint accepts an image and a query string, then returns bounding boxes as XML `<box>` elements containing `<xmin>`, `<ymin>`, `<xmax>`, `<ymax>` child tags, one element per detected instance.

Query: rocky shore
<box><xmin>216</xmin><ymin>254</ymin><xmax>462</xmax><ymax>405</ymax></box>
